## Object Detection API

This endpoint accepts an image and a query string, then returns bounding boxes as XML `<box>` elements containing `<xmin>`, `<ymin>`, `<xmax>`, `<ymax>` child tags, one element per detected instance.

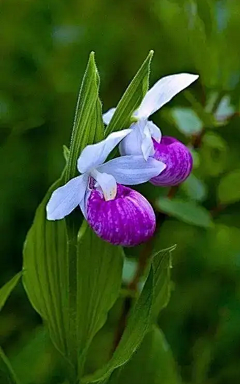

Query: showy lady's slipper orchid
<box><xmin>103</xmin><ymin>73</ymin><xmax>198</xmax><ymax>186</ymax></box>
<box><xmin>46</xmin><ymin>130</ymin><xmax>166</xmax><ymax>246</ymax></box>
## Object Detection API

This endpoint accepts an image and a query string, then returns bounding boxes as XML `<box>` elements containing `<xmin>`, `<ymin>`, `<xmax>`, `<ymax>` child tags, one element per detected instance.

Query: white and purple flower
<box><xmin>46</xmin><ymin>130</ymin><xmax>166</xmax><ymax>246</ymax></box>
<box><xmin>103</xmin><ymin>73</ymin><xmax>199</xmax><ymax>186</ymax></box>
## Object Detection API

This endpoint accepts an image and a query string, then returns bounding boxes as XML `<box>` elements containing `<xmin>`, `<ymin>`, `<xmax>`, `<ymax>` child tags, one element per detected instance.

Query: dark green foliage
<box><xmin>1</xmin><ymin>1</ymin><xmax>240</xmax><ymax>384</ymax></box>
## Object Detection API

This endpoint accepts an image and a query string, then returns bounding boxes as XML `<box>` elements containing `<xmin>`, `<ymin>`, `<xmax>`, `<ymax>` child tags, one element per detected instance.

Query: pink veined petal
<box><xmin>150</xmin><ymin>136</ymin><xmax>193</xmax><ymax>186</ymax></box>
<box><xmin>87</xmin><ymin>184</ymin><xmax>156</xmax><ymax>246</ymax></box>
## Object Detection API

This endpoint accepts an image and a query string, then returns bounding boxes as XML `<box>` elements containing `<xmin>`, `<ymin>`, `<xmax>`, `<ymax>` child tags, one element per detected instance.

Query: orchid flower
<box><xmin>103</xmin><ymin>73</ymin><xmax>198</xmax><ymax>186</ymax></box>
<box><xmin>46</xmin><ymin>130</ymin><xmax>166</xmax><ymax>246</ymax></box>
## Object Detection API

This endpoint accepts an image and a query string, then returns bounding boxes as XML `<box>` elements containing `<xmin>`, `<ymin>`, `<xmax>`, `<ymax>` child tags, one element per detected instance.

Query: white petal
<box><xmin>119</xmin><ymin>120</ymin><xmax>146</xmax><ymax>156</ymax></box>
<box><xmin>77</xmin><ymin>129</ymin><xmax>132</xmax><ymax>173</ymax></box>
<box><xmin>91</xmin><ymin>169</ymin><xmax>117</xmax><ymax>201</ymax></box>
<box><xmin>146</xmin><ymin>121</ymin><xmax>162</xmax><ymax>143</ymax></box>
<box><xmin>98</xmin><ymin>155</ymin><xmax>166</xmax><ymax>185</ymax></box>
<box><xmin>141</xmin><ymin>126</ymin><xmax>155</xmax><ymax>160</ymax></box>
<box><xmin>135</xmin><ymin>73</ymin><xmax>199</xmax><ymax>118</ymax></box>
<box><xmin>103</xmin><ymin>108</ymin><xmax>116</xmax><ymax>125</ymax></box>
<box><xmin>46</xmin><ymin>175</ymin><xmax>88</xmax><ymax>220</ymax></box>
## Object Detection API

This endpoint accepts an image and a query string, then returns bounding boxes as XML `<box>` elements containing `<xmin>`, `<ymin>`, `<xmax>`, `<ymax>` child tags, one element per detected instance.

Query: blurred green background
<box><xmin>1</xmin><ymin>0</ymin><xmax>240</xmax><ymax>383</ymax></box>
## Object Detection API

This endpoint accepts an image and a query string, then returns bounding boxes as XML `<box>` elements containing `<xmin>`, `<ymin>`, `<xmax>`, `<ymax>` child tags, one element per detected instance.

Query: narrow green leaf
<box><xmin>152</xmin><ymin>246</ymin><xmax>175</xmax><ymax>318</ymax></box>
<box><xmin>63</xmin><ymin>145</ymin><xmax>70</xmax><ymax>162</ymax></box>
<box><xmin>65</xmin><ymin>52</ymin><xmax>104</xmax><ymax>182</ymax></box>
<box><xmin>0</xmin><ymin>347</ymin><xmax>20</xmax><ymax>384</ymax></box>
<box><xmin>105</xmin><ymin>51</ymin><xmax>153</xmax><ymax>136</ymax></box>
<box><xmin>218</xmin><ymin>169</ymin><xmax>240</xmax><ymax>204</ymax></box>
<box><xmin>157</xmin><ymin>198</ymin><xmax>213</xmax><ymax>228</ymax></box>
<box><xmin>0</xmin><ymin>272</ymin><xmax>21</xmax><ymax>311</ymax></box>
<box><xmin>172</xmin><ymin>107</ymin><xmax>203</xmax><ymax>135</ymax></box>
<box><xmin>107</xmin><ymin>326</ymin><xmax>181</xmax><ymax>384</ymax></box>
<box><xmin>63</xmin><ymin>52</ymin><xmax>104</xmax><ymax>371</ymax></box>
<box><xmin>83</xmin><ymin>246</ymin><xmax>175</xmax><ymax>383</ymax></box>
<box><xmin>83</xmin><ymin>267</ymin><xmax>153</xmax><ymax>383</ymax></box>
<box><xmin>23</xmin><ymin>52</ymin><xmax>123</xmax><ymax>381</ymax></box>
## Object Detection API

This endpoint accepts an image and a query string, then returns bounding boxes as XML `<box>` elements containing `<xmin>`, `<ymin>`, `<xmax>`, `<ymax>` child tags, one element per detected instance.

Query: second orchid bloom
<box><xmin>47</xmin><ymin>72</ymin><xmax>198</xmax><ymax>246</ymax></box>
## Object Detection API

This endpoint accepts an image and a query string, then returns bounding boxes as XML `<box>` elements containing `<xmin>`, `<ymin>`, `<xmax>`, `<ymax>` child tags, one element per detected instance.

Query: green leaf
<box><xmin>65</xmin><ymin>52</ymin><xmax>104</xmax><ymax>182</ymax></box>
<box><xmin>172</xmin><ymin>107</ymin><xmax>203</xmax><ymax>135</ymax></box>
<box><xmin>107</xmin><ymin>326</ymin><xmax>181</xmax><ymax>384</ymax></box>
<box><xmin>23</xmin><ymin>184</ymin><xmax>123</xmax><ymax>378</ymax></box>
<box><xmin>200</xmin><ymin>132</ymin><xmax>228</xmax><ymax>177</ymax></box>
<box><xmin>215</xmin><ymin>95</ymin><xmax>235</xmax><ymax>122</ymax></box>
<box><xmin>180</xmin><ymin>174</ymin><xmax>207</xmax><ymax>202</ymax></box>
<box><xmin>23</xmin><ymin>52</ymin><xmax>124</xmax><ymax>381</ymax></box>
<box><xmin>76</xmin><ymin>222</ymin><xmax>123</xmax><ymax>372</ymax></box>
<box><xmin>156</xmin><ymin>198</ymin><xmax>213</xmax><ymax>228</ymax></box>
<box><xmin>105</xmin><ymin>51</ymin><xmax>153</xmax><ymax>136</ymax></box>
<box><xmin>218</xmin><ymin>169</ymin><xmax>240</xmax><ymax>204</ymax></box>
<box><xmin>0</xmin><ymin>272</ymin><xmax>21</xmax><ymax>311</ymax></box>
<box><xmin>63</xmin><ymin>145</ymin><xmax>70</xmax><ymax>162</ymax></box>
<box><xmin>11</xmin><ymin>327</ymin><xmax>53</xmax><ymax>384</ymax></box>
<box><xmin>152</xmin><ymin>246</ymin><xmax>175</xmax><ymax>319</ymax></box>
<box><xmin>23</xmin><ymin>180</ymin><xmax>69</xmax><ymax>361</ymax></box>
<box><xmin>0</xmin><ymin>347</ymin><xmax>20</xmax><ymax>384</ymax></box>
<box><xmin>184</xmin><ymin>91</ymin><xmax>215</xmax><ymax>127</ymax></box>
<box><xmin>83</xmin><ymin>246</ymin><xmax>175</xmax><ymax>383</ymax></box>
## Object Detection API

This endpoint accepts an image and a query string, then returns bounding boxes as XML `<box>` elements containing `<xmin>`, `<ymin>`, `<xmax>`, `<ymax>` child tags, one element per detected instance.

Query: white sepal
<box><xmin>77</xmin><ymin>129</ymin><xmax>131</xmax><ymax>173</ymax></box>
<box><xmin>102</xmin><ymin>108</ymin><xmax>116</xmax><ymax>125</ymax></box>
<box><xmin>46</xmin><ymin>175</ymin><xmax>88</xmax><ymax>220</ymax></box>
<box><xmin>135</xmin><ymin>73</ymin><xmax>199</xmax><ymax>119</ymax></box>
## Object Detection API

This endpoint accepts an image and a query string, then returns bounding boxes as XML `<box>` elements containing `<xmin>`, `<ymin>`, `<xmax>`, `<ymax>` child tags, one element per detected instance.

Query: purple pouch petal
<box><xmin>87</xmin><ymin>184</ymin><xmax>156</xmax><ymax>247</ymax></box>
<box><xmin>150</xmin><ymin>136</ymin><xmax>193</xmax><ymax>186</ymax></box>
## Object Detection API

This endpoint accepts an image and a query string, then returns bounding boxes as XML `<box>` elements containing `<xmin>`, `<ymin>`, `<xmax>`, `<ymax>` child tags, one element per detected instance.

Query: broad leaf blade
<box><xmin>76</xmin><ymin>223</ymin><xmax>123</xmax><ymax>371</ymax></box>
<box><xmin>83</xmin><ymin>267</ymin><xmax>153</xmax><ymax>383</ymax></box>
<box><xmin>23</xmin><ymin>179</ymin><xmax>69</xmax><ymax>360</ymax></box>
<box><xmin>217</xmin><ymin>169</ymin><xmax>240</xmax><ymax>204</ymax></box>
<box><xmin>0</xmin><ymin>272</ymin><xmax>21</xmax><ymax>311</ymax></box>
<box><xmin>107</xmin><ymin>326</ymin><xmax>181</xmax><ymax>384</ymax></box>
<box><xmin>172</xmin><ymin>107</ymin><xmax>203</xmax><ymax>136</ymax></box>
<box><xmin>23</xmin><ymin>52</ymin><xmax>123</xmax><ymax>380</ymax></box>
<box><xmin>66</xmin><ymin>52</ymin><xmax>104</xmax><ymax>182</ymax></box>
<box><xmin>105</xmin><ymin>51</ymin><xmax>153</xmax><ymax>136</ymax></box>
<box><xmin>180</xmin><ymin>174</ymin><xmax>207</xmax><ymax>202</ymax></box>
<box><xmin>83</xmin><ymin>246</ymin><xmax>175</xmax><ymax>383</ymax></box>
<box><xmin>0</xmin><ymin>348</ymin><xmax>20</xmax><ymax>384</ymax></box>
<box><xmin>157</xmin><ymin>198</ymin><xmax>213</xmax><ymax>228</ymax></box>
<box><xmin>23</xmin><ymin>186</ymin><xmax>123</xmax><ymax>377</ymax></box>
